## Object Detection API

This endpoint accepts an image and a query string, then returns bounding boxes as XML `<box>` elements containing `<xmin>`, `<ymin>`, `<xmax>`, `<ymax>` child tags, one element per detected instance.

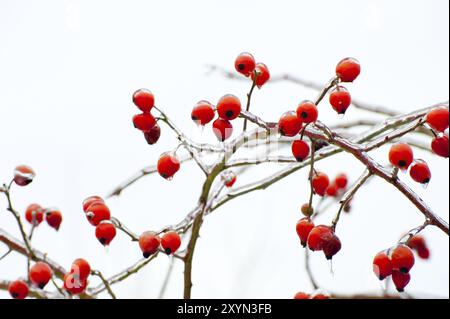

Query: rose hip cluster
<box><xmin>139</xmin><ymin>231</ymin><xmax>181</xmax><ymax>258</ymax></box>
<box><xmin>83</xmin><ymin>195</ymin><xmax>116</xmax><ymax>246</ymax></box>
<box><xmin>280</xmin><ymin>57</ymin><xmax>360</xmax><ymax>139</ymax></box>
<box><xmin>64</xmin><ymin>258</ymin><xmax>91</xmax><ymax>295</ymax></box>
<box><xmin>373</xmin><ymin>244</ymin><xmax>415</xmax><ymax>292</ymax></box>
<box><xmin>9</xmin><ymin>261</ymin><xmax>53</xmax><ymax>299</ymax></box>
<box><xmin>132</xmin><ymin>89</ymin><xmax>161</xmax><ymax>145</ymax></box>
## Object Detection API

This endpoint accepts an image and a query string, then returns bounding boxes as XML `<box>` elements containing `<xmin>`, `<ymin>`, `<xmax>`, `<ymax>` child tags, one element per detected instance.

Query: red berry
<box><xmin>312</xmin><ymin>293</ymin><xmax>330</xmax><ymax>299</ymax></box>
<box><xmin>329</xmin><ymin>86</ymin><xmax>351</xmax><ymax>115</ymax></box>
<box><xmin>85</xmin><ymin>203</ymin><xmax>111</xmax><ymax>226</ymax></box>
<box><xmin>191</xmin><ymin>101</ymin><xmax>216</xmax><ymax>126</ymax></box>
<box><xmin>29</xmin><ymin>262</ymin><xmax>53</xmax><ymax>289</ymax></box>
<box><xmin>8</xmin><ymin>280</ymin><xmax>29</xmax><ymax>299</ymax></box>
<box><xmin>70</xmin><ymin>258</ymin><xmax>91</xmax><ymax>281</ymax></box>
<box><xmin>334</xmin><ymin>173</ymin><xmax>348</xmax><ymax>189</ymax></box>
<box><xmin>217</xmin><ymin>95</ymin><xmax>241</xmax><ymax>121</ymax></box>
<box><xmin>417</xmin><ymin>247</ymin><xmax>430</xmax><ymax>260</ymax></box>
<box><xmin>139</xmin><ymin>231</ymin><xmax>161</xmax><ymax>258</ymax></box>
<box><xmin>213</xmin><ymin>118</ymin><xmax>233</xmax><ymax>141</ymax></box>
<box><xmin>82</xmin><ymin>196</ymin><xmax>104</xmax><ymax>213</ymax></box>
<box><xmin>161</xmin><ymin>231</ymin><xmax>182</xmax><ymax>255</ymax></box>
<box><xmin>294</xmin><ymin>292</ymin><xmax>310</xmax><ymax>299</ymax></box>
<box><xmin>431</xmin><ymin>134</ymin><xmax>449</xmax><ymax>158</ymax></box>
<box><xmin>373</xmin><ymin>251</ymin><xmax>393</xmax><ymax>280</ymax></box>
<box><xmin>222</xmin><ymin>171</ymin><xmax>237</xmax><ymax>188</ymax></box>
<box><xmin>426</xmin><ymin>107</ymin><xmax>449</xmax><ymax>132</ymax></box>
<box><xmin>13</xmin><ymin>165</ymin><xmax>35</xmax><ymax>187</ymax></box>
<box><xmin>25</xmin><ymin>203</ymin><xmax>44</xmax><ymax>226</ymax></box>
<box><xmin>389</xmin><ymin>143</ymin><xmax>414</xmax><ymax>170</ymax></box>
<box><xmin>132</xmin><ymin>113</ymin><xmax>156</xmax><ymax>132</ymax></box>
<box><xmin>392</xmin><ymin>270</ymin><xmax>411</xmax><ymax>292</ymax></box>
<box><xmin>95</xmin><ymin>221</ymin><xmax>116</xmax><ymax>246</ymax></box>
<box><xmin>235</xmin><ymin>52</ymin><xmax>256</xmax><ymax>77</ymax></box>
<box><xmin>279</xmin><ymin>111</ymin><xmax>303</xmax><ymax>137</ymax></box>
<box><xmin>312</xmin><ymin>172</ymin><xmax>330</xmax><ymax>196</ymax></box>
<box><xmin>157</xmin><ymin>152</ymin><xmax>181</xmax><ymax>180</ymax></box>
<box><xmin>143</xmin><ymin>124</ymin><xmax>161</xmax><ymax>145</ymax></box>
<box><xmin>292</xmin><ymin>140</ymin><xmax>310</xmax><ymax>162</ymax></box>
<box><xmin>336</xmin><ymin>57</ymin><xmax>361</xmax><ymax>82</ymax></box>
<box><xmin>251</xmin><ymin>63</ymin><xmax>270</xmax><ymax>88</ymax></box>
<box><xmin>296</xmin><ymin>218</ymin><xmax>315</xmax><ymax>247</ymax></box>
<box><xmin>407</xmin><ymin>235</ymin><xmax>426</xmax><ymax>250</ymax></box>
<box><xmin>64</xmin><ymin>273</ymin><xmax>88</xmax><ymax>295</ymax></box>
<box><xmin>45</xmin><ymin>209</ymin><xmax>63</xmax><ymax>231</ymax></box>
<box><xmin>132</xmin><ymin>89</ymin><xmax>155</xmax><ymax>113</ymax></box>
<box><xmin>322</xmin><ymin>233</ymin><xmax>341</xmax><ymax>260</ymax></box>
<box><xmin>390</xmin><ymin>244</ymin><xmax>415</xmax><ymax>273</ymax></box>
<box><xmin>307</xmin><ymin>225</ymin><xmax>333</xmax><ymax>251</ymax></box>
<box><xmin>296</xmin><ymin>101</ymin><xmax>318</xmax><ymax>124</ymax></box>
<box><xmin>325</xmin><ymin>184</ymin><xmax>338</xmax><ymax>197</ymax></box>
<box><xmin>409</xmin><ymin>160</ymin><xmax>431</xmax><ymax>184</ymax></box>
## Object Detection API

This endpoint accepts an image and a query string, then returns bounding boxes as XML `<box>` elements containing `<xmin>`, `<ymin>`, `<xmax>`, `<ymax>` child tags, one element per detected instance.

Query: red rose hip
<box><xmin>25</xmin><ymin>203</ymin><xmax>44</xmax><ymax>226</ymax></box>
<box><xmin>431</xmin><ymin>134</ymin><xmax>449</xmax><ymax>158</ymax></box>
<box><xmin>217</xmin><ymin>95</ymin><xmax>241</xmax><ymax>121</ymax></box>
<box><xmin>64</xmin><ymin>273</ymin><xmax>88</xmax><ymax>295</ymax></box>
<box><xmin>85</xmin><ymin>203</ymin><xmax>111</xmax><ymax>226</ymax></box>
<box><xmin>251</xmin><ymin>63</ymin><xmax>270</xmax><ymax>88</ymax></box>
<box><xmin>213</xmin><ymin>118</ymin><xmax>233</xmax><ymax>142</ymax></box>
<box><xmin>95</xmin><ymin>221</ymin><xmax>117</xmax><ymax>246</ymax></box>
<box><xmin>389</xmin><ymin>143</ymin><xmax>414</xmax><ymax>170</ymax></box>
<box><xmin>132</xmin><ymin>89</ymin><xmax>155</xmax><ymax>113</ymax></box>
<box><xmin>235</xmin><ymin>52</ymin><xmax>256</xmax><ymax>77</ymax></box>
<box><xmin>336</xmin><ymin>57</ymin><xmax>361</xmax><ymax>82</ymax></box>
<box><xmin>426</xmin><ymin>107</ymin><xmax>449</xmax><ymax>132</ymax></box>
<box><xmin>279</xmin><ymin>111</ymin><xmax>303</xmax><ymax>137</ymax></box>
<box><xmin>139</xmin><ymin>231</ymin><xmax>161</xmax><ymax>258</ymax></box>
<box><xmin>143</xmin><ymin>124</ymin><xmax>161</xmax><ymax>145</ymax></box>
<box><xmin>191</xmin><ymin>101</ymin><xmax>216</xmax><ymax>126</ymax></box>
<box><xmin>82</xmin><ymin>196</ymin><xmax>105</xmax><ymax>213</ymax></box>
<box><xmin>132</xmin><ymin>113</ymin><xmax>156</xmax><ymax>132</ymax></box>
<box><xmin>392</xmin><ymin>270</ymin><xmax>411</xmax><ymax>292</ymax></box>
<box><xmin>329</xmin><ymin>86</ymin><xmax>351</xmax><ymax>115</ymax></box>
<box><xmin>373</xmin><ymin>251</ymin><xmax>393</xmax><ymax>280</ymax></box>
<box><xmin>292</xmin><ymin>140</ymin><xmax>310</xmax><ymax>162</ymax></box>
<box><xmin>312</xmin><ymin>172</ymin><xmax>330</xmax><ymax>196</ymax></box>
<box><xmin>296</xmin><ymin>100</ymin><xmax>318</xmax><ymax>124</ymax></box>
<box><xmin>13</xmin><ymin>165</ymin><xmax>35</xmax><ymax>187</ymax></box>
<box><xmin>390</xmin><ymin>244</ymin><xmax>415</xmax><ymax>273</ymax></box>
<box><xmin>8</xmin><ymin>280</ymin><xmax>29</xmax><ymax>299</ymax></box>
<box><xmin>307</xmin><ymin>225</ymin><xmax>333</xmax><ymax>251</ymax></box>
<box><xmin>45</xmin><ymin>209</ymin><xmax>63</xmax><ymax>231</ymax></box>
<box><xmin>70</xmin><ymin>258</ymin><xmax>91</xmax><ymax>281</ymax></box>
<box><xmin>296</xmin><ymin>218</ymin><xmax>315</xmax><ymax>247</ymax></box>
<box><xmin>29</xmin><ymin>262</ymin><xmax>53</xmax><ymax>289</ymax></box>
<box><xmin>161</xmin><ymin>231</ymin><xmax>182</xmax><ymax>255</ymax></box>
<box><xmin>157</xmin><ymin>152</ymin><xmax>181</xmax><ymax>180</ymax></box>
<box><xmin>409</xmin><ymin>160</ymin><xmax>431</xmax><ymax>184</ymax></box>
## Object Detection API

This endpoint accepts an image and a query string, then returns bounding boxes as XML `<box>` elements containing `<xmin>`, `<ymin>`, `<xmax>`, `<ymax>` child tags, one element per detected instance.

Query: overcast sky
<box><xmin>0</xmin><ymin>0</ymin><xmax>448</xmax><ymax>299</ymax></box>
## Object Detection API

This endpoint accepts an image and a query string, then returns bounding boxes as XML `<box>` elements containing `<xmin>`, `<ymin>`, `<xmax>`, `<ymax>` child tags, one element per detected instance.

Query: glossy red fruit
<box><xmin>132</xmin><ymin>113</ymin><xmax>156</xmax><ymax>132</ymax></box>
<box><xmin>45</xmin><ymin>209</ymin><xmax>63</xmax><ymax>231</ymax></box>
<box><xmin>8</xmin><ymin>280</ymin><xmax>29</xmax><ymax>299</ymax></box>
<box><xmin>329</xmin><ymin>86</ymin><xmax>351</xmax><ymax>115</ymax></box>
<box><xmin>95</xmin><ymin>222</ymin><xmax>116</xmax><ymax>246</ymax></box>
<box><xmin>390</xmin><ymin>244</ymin><xmax>415</xmax><ymax>273</ymax></box>
<box><xmin>132</xmin><ymin>89</ymin><xmax>155</xmax><ymax>113</ymax></box>
<box><xmin>29</xmin><ymin>262</ymin><xmax>52</xmax><ymax>289</ymax></box>
<box><xmin>389</xmin><ymin>143</ymin><xmax>414</xmax><ymax>170</ymax></box>
<box><xmin>407</xmin><ymin>235</ymin><xmax>426</xmax><ymax>250</ymax></box>
<box><xmin>161</xmin><ymin>231</ymin><xmax>182</xmax><ymax>255</ymax></box>
<box><xmin>292</xmin><ymin>140</ymin><xmax>310</xmax><ymax>162</ymax></box>
<box><xmin>213</xmin><ymin>118</ymin><xmax>233</xmax><ymax>141</ymax></box>
<box><xmin>296</xmin><ymin>218</ymin><xmax>315</xmax><ymax>247</ymax></box>
<box><xmin>426</xmin><ymin>107</ymin><xmax>449</xmax><ymax>132</ymax></box>
<box><xmin>336</xmin><ymin>57</ymin><xmax>361</xmax><ymax>82</ymax></box>
<box><xmin>191</xmin><ymin>101</ymin><xmax>215</xmax><ymax>126</ymax></box>
<box><xmin>279</xmin><ymin>111</ymin><xmax>303</xmax><ymax>137</ymax></box>
<box><xmin>325</xmin><ymin>184</ymin><xmax>338</xmax><ymax>197</ymax></box>
<box><xmin>25</xmin><ymin>203</ymin><xmax>44</xmax><ymax>226</ymax></box>
<box><xmin>70</xmin><ymin>258</ymin><xmax>91</xmax><ymax>281</ymax></box>
<box><xmin>307</xmin><ymin>225</ymin><xmax>333</xmax><ymax>251</ymax></box>
<box><xmin>409</xmin><ymin>160</ymin><xmax>431</xmax><ymax>184</ymax></box>
<box><xmin>373</xmin><ymin>251</ymin><xmax>393</xmax><ymax>280</ymax></box>
<box><xmin>85</xmin><ymin>203</ymin><xmax>111</xmax><ymax>226</ymax></box>
<box><xmin>431</xmin><ymin>134</ymin><xmax>449</xmax><ymax>158</ymax></box>
<box><xmin>251</xmin><ymin>63</ymin><xmax>270</xmax><ymax>88</ymax></box>
<box><xmin>296</xmin><ymin>101</ymin><xmax>318</xmax><ymax>124</ymax></box>
<box><xmin>217</xmin><ymin>95</ymin><xmax>241</xmax><ymax>121</ymax></box>
<box><xmin>334</xmin><ymin>173</ymin><xmax>348</xmax><ymax>189</ymax></box>
<box><xmin>157</xmin><ymin>152</ymin><xmax>181</xmax><ymax>180</ymax></box>
<box><xmin>294</xmin><ymin>292</ymin><xmax>310</xmax><ymax>299</ymax></box>
<box><xmin>13</xmin><ymin>165</ymin><xmax>35</xmax><ymax>187</ymax></box>
<box><xmin>82</xmin><ymin>196</ymin><xmax>104</xmax><ymax>213</ymax></box>
<box><xmin>312</xmin><ymin>172</ymin><xmax>330</xmax><ymax>196</ymax></box>
<box><xmin>392</xmin><ymin>270</ymin><xmax>411</xmax><ymax>292</ymax></box>
<box><xmin>312</xmin><ymin>293</ymin><xmax>330</xmax><ymax>299</ymax></box>
<box><xmin>139</xmin><ymin>231</ymin><xmax>161</xmax><ymax>258</ymax></box>
<box><xmin>223</xmin><ymin>171</ymin><xmax>237</xmax><ymax>188</ymax></box>
<box><xmin>64</xmin><ymin>273</ymin><xmax>88</xmax><ymax>295</ymax></box>
<box><xmin>417</xmin><ymin>247</ymin><xmax>430</xmax><ymax>259</ymax></box>
<box><xmin>235</xmin><ymin>52</ymin><xmax>256</xmax><ymax>77</ymax></box>
<box><xmin>144</xmin><ymin>124</ymin><xmax>161</xmax><ymax>145</ymax></box>
<box><xmin>323</xmin><ymin>233</ymin><xmax>341</xmax><ymax>260</ymax></box>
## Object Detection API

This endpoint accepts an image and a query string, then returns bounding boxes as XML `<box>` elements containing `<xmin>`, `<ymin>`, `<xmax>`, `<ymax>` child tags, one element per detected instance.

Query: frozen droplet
<box><xmin>328</xmin><ymin>259</ymin><xmax>334</xmax><ymax>276</ymax></box>
<box><xmin>104</xmin><ymin>245</ymin><xmax>110</xmax><ymax>253</ymax></box>
<box><xmin>421</xmin><ymin>182</ymin><xmax>429</xmax><ymax>189</ymax></box>
<box><xmin>166</xmin><ymin>176</ymin><xmax>173</xmax><ymax>182</ymax></box>
<box><xmin>338</xmin><ymin>113</ymin><xmax>345</xmax><ymax>120</ymax></box>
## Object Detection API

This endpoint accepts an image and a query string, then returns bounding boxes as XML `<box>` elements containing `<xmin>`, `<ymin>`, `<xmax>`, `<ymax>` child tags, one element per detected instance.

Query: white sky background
<box><xmin>0</xmin><ymin>0</ymin><xmax>448</xmax><ymax>299</ymax></box>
